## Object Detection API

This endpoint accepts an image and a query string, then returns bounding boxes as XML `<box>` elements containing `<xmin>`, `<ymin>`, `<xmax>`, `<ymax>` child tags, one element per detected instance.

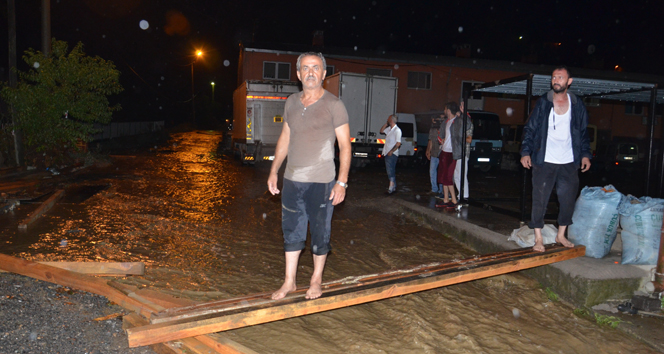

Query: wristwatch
<box><xmin>336</xmin><ymin>181</ymin><xmax>348</xmax><ymax>189</ymax></box>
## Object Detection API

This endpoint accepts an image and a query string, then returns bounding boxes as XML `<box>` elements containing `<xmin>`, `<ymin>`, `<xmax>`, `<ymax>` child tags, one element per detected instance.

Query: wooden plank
<box><xmin>0</xmin><ymin>261</ymin><xmax>145</xmax><ymax>276</ymax></box>
<box><xmin>152</xmin><ymin>246</ymin><xmax>543</xmax><ymax>323</ymax></box>
<box><xmin>112</xmin><ymin>282</ymin><xmax>260</xmax><ymax>354</ymax></box>
<box><xmin>127</xmin><ymin>245</ymin><xmax>585</xmax><ymax>347</ymax></box>
<box><xmin>0</xmin><ymin>253</ymin><xmax>153</xmax><ymax>318</ymax></box>
<box><xmin>18</xmin><ymin>189</ymin><xmax>65</xmax><ymax>229</ymax></box>
<box><xmin>123</xmin><ymin>312</ymin><xmax>189</xmax><ymax>354</ymax></box>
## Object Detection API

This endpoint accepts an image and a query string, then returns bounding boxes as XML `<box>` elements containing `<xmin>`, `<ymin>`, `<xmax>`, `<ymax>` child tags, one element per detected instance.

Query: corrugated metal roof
<box><xmin>474</xmin><ymin>74</ymin><xmax>664</xmax><ymax>103</ymax></box>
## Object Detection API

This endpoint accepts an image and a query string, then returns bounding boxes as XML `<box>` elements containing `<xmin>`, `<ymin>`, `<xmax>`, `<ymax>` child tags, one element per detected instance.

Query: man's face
<box><xmin>551</xmin><ymin>69</ymin><xmax>573</xmax><ymax>94</ymax></box>
<box><xmin>296</xmin><ymin>55</ymin><xmax>326</xmax><ymax>90</ymax></box>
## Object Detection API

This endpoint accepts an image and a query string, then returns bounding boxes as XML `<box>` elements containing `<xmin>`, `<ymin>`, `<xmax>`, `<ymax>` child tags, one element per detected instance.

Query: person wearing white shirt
<box><xmin>380</xmin><ymin>115</ymin><xmax>402</xmax><ymax>194</ymax></box>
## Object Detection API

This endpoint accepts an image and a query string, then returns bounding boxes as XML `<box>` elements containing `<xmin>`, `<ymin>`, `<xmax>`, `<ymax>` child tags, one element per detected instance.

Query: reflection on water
<box><xmin>0</xmin><ymin>132</ymin><xmax>655</xmax><ymax>353</ymax></box>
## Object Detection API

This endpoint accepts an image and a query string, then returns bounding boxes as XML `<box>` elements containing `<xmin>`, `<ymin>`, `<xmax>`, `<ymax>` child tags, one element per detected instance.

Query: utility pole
<box><xmin>42</xmin><ymin>0</ymin><xmax>51</xmax><ymax>56</ymax></box>
<box><xmin>8</xmin><ymin>0</ymin><xmax>24</xmax><ymax>166</ymax></box>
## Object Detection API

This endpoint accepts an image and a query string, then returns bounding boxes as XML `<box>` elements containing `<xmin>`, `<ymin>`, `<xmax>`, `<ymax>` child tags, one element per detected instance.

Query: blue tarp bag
<box><xmin>618</xmin><ymin>195</ymin><xmax>664</xmax><ymax>265</ymax></box>
<box><xmin>568</xmin><ymin>185</ymin><xmax>622</xmax><ymax>258</ymax></box>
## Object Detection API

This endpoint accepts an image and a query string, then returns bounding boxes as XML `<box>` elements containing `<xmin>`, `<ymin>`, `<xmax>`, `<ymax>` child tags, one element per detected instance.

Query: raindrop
<box><xmin>512</xmin><ymin>308</ymin><xmax>521</xmax><ymax>319</ymax></box>
<box><xmin>615</xmin><ymin>19</ymin><xmax>620</xmax><ymax>24</ymax></box>
<box><xmin>352</xmin><ymin>16</ymin><xmax>356</xmax><ymax>20</ymax></box>
<box><xmin>324</xmin><ymin>19</ymin><xmax>327</xmax><ymax>23</ymax></box>
<box><xmin>473</xmin><ymin>60</ymin><xmax>477</xmax><ymax>64</ymax></box>
<box><xmin>578</xmin><ymin>38</ymin><xmax>582</xmax><ymax>43</ymax></box>
<box><xmin>415</xmin><ymin>194</ymin><xmax>421</xmax><ymax>200</ymax></box>
<box><xmin>157</xmin><ymin>83</ymin><xmax>161</xmax><ymax>87</ymax></box>
<box><xmin>477</xmin><ymin>48</ymin><xmax>481</xmax><ymax>53</ymax></box>
<box><xmin>458</xmin><ymin>26</ymin><xmax>463</xmax><ymax>33</ymax></box>
<box><xmin>159</xmin><ymin>106</ymin><xmax>162</xmax><ymax>110</ymax></box>
<box><xmin>394</xmin><ymin>64</ymin><xmax>399</xmax><ymax>69</ymax></box>
<box><xmin>587</xmin><ymin>44</ymin><xmax>596</xmax><ymax>54</ymax></box>
<box><xmin>350</xmin><ymin>240</ymin><xmax>354</xmax><ymax>245</ymax></box>
<box><xmin>262</xmin><ymin>213</ymin><xmax>267</xmax><ymax>220</ymax></box>
<box><xmin>354</xmin><ymin>46</ymin><xmax>358</xmax><ymax>51</ymax></box>
<box><xmin>29</xmin><ymin>332</ymin><xmax>37</xmax><ymax>341</ymax></box>
<box><xmin>224</xmin><ymin>60</ymin><xmax>230</xmax><ymax>67</ymax></box>
<box><xmin>372</xmin><ymin>0</ymin><xmax>376</xmax><ymax>5</ymax></box>
<box><xmin>139</xmin><ymin>20</ymin><xmax>149</xmax><ymax>30</ymax></box>
<box><xmin>161</xmin><ymin>76</ymin><xmax>165</xmax><ymax>80</ymax></box>
<box><xmin>59</xmin><ymin>239</ymin><xmax>68</xmax><ymax>248</ymax></box>
<box><xmin>510</xmin><ymin>62</ymin><xmax>515</xmax><ymax>65</ymax></box>
<box><xmin>102</xmin><ymin>35</ymin><xmax>106</xmax><ymax>39</ymax></box>
<box><xmin>506</xmin><ymin>107</ymin><xmax>514</xmax><ymax>116</ymax></box>
<box><xmin>33</xmin><ymin>62</ymin><xmax>40</xmax><ymax>68</ymax></box>
<box><xmin>312</xmin><ymin>245</ymin><xmax>318</xmax><ymax>253</ymax></box>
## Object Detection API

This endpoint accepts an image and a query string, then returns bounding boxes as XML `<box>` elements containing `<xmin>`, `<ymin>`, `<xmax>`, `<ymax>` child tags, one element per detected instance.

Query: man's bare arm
<box><xmin>267</xmin><ymin>122</ymin><xmax>290</xmax><ymax>195</ymax></box>
<box><xmin>330</xmin><ymin>123</ymin><xmax>351</xmax><ymax>205</ymax></box>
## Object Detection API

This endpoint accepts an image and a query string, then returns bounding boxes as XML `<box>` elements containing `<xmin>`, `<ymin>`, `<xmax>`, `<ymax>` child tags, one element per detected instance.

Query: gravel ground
<box><xmin>0</xmin><ymin>273</ymin><xmax>157</xmax><ymax>354</ymax></box>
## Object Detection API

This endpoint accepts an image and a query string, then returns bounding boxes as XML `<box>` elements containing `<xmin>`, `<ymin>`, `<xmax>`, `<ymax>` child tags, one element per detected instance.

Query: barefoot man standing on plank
<box><xmin>520</xmin><ymin>66</ymin><xmax>592</xmax><ymax>252</ymax></box>
<box><xmin>267</xmin><ymin>52</ymin><xmax>351</xmax><ymax>300</ymax></box>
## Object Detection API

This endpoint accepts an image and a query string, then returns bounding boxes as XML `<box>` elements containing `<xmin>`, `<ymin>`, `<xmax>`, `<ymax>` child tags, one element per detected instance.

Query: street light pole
<box><xmin>211</xmin><ymin>81</ymin><xmax>215</xmax><ymax>103</ymax></box>
<box><xmin>191</xmin><ymin>50</ymin><xmax>202</xmax><ymax>127</ymax></box>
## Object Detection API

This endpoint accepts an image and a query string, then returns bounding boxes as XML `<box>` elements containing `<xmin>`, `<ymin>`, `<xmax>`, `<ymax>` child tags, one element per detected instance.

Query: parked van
<box><xmin>394</xmin><ymin>113</ymin><xmax>418</xmax><ymax>164</ymax></box>
<box><xmin>468</xmin><ymin>111</ymin><xmax>502</xmax><ymax>172</ymax></box>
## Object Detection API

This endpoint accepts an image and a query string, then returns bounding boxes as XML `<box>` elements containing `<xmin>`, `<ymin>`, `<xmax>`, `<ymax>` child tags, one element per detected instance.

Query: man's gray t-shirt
<box><xmin>283</xmin><ymin>90</ymin><xmax>349</xmax><ymax>183</ymax></box>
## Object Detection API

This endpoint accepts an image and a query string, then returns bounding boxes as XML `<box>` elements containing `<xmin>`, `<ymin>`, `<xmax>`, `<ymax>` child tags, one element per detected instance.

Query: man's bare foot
<box><xmin>533</xmin><ymin>239</ymin><xmax>545</xmax><ymax>252</ymax></box>
<box><xmin>271</xmin><ymin>282</ymin><xmax>296</xmax><ymax>300</ymax></box>
<box><xmin>556</xmin><ymin>236</ymin><xmax>574</xmax><ymax>248</ymax></box>
<box><xmin>305</xmin><ymin>282</ymin><xmax>322</xmax><ymax>299</ymax></box>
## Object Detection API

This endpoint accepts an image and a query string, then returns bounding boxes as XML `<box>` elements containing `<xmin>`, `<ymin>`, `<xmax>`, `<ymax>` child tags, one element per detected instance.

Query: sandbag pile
<box><xmin>617</xmin><ymin>195</ymin><xmax>664</xmax><ymax>265</ymax></box>
<box><xmin>567</xmin><ymin>185</ymin><xmax>663</xmax><ymax>265</ymax></box>
<box><xmin>568</xmin><ymin>185</ymin><xmax>622</xmax><ymax>258</ymax></box>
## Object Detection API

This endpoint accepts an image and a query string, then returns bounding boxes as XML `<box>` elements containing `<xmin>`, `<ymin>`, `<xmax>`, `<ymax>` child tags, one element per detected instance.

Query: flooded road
<box><xmin>0</xmin><ymin>131</ymin><xmax>656</xmax><ymax>353</ymax></box>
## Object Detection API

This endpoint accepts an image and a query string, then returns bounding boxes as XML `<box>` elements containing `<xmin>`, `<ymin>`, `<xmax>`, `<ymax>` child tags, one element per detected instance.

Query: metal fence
<box><xmin>91</xmin><ymin>121</ymin><xmax>164</xmax><ymax>141</ymax></box>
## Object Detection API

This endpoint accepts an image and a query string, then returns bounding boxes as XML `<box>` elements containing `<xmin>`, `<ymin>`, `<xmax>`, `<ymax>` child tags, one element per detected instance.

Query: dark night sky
<box><xmin>2</xmin><ymin>0</ymin><xmax>664</xmax><ymax>125</ymax></box>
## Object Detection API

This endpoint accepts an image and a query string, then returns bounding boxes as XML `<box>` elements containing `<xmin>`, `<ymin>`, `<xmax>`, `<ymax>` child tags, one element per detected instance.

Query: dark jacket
<box><xmin>438</xmin><ymin>114</ymin><xmax>473</xmax><ymax>160</ymax></box>
<box><xmin>520</xmin><ymin>90</ymin><xmax>592</xmax><ymax>167</ymax></box>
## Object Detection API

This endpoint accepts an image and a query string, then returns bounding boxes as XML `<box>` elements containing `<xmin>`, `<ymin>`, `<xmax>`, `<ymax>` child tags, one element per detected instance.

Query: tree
<box><xmin>1</xmin><ymin>39</ymin><xmax>123</xmax><ymax>153</ymax></box>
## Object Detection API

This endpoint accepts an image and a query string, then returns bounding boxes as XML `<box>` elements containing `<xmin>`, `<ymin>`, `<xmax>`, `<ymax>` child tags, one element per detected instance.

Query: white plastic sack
<box><xmin>618</xmin><ymin>195</ymin><xmax>664</xmax><ymax>265</ymax></box>
<box><xmin>508</xmin><ymin>224</ymin><xmax>558</xmax><ymax>248</ymax></box>
<box><xmin>568</xmin><ymin>185</ymin><xmax>622</xmax><ymax>258</ymax></box>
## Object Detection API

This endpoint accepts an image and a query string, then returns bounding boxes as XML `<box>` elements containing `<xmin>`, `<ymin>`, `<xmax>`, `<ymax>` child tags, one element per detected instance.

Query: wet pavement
<box><xmin>0</xmin><ymin>130</ymin><xmax>660</xmax><ymax>353</ymax></box>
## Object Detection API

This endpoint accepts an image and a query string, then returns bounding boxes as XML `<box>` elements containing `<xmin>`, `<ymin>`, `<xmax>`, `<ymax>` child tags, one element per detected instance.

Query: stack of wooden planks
<box><xmin>127</xmin><ymin>244</ymin><xmax>585</xmax><ymax>348</ymax></box>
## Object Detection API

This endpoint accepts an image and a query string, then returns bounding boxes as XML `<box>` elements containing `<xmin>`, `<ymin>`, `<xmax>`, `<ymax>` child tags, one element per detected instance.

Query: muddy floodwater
<box><xmin>0</xmin><ymin>131</ymin><xmax>656</xmax><ymax>354</ymax></box>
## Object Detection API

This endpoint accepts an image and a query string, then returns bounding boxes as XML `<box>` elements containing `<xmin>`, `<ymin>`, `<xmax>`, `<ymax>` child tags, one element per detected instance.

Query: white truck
<box><xmin>324</xmin><ymin>72</ymin><xmax>413</xmax><ymax>167</ymax></box>
<box><xmin>232</xmin><ymin>80</ymin><xmax>300</xmax><ymax>164</ymax></box>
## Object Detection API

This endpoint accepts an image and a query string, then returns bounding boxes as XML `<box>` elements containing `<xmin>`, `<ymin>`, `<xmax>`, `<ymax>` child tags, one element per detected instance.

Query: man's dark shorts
<box><xmin>281</xmin><ymin>178</ymin><xmax>335</xmax><ymax>255</ymax></box>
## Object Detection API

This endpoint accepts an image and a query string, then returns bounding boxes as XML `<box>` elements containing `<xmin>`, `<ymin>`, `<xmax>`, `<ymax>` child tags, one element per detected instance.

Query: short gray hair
<box><xmin>296</xmin><ymin>52</ymin><xmax>327</xmax><ymax>71</ymax></box>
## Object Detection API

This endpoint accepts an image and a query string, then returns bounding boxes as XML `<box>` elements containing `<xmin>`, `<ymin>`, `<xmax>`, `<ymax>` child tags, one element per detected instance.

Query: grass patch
<box><xmin>544</xmin><ymin>287</ymin><xmax>559</xmax><ymax>302</ymax></box>
<box><xmin>573</xmin><ymin>308</ymin><xmax>622</xmax><ymax>329</ymax></box>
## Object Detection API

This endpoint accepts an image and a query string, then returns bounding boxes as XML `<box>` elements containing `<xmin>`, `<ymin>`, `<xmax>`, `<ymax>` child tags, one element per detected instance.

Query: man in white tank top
<box><xmin>520</xmin><ymin>66</ymin><xmax>592</xmax><ymax>252</ymax></box>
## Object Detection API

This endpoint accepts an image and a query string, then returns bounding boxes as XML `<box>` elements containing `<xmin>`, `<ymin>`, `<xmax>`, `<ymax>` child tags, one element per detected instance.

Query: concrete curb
<box><xmin>358</xmin><ymin>197</ymin><xmax>651</xmax><ymax>307</ymax></box>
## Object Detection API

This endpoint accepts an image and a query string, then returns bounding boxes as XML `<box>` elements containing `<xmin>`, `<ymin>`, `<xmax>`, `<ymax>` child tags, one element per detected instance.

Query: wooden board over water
<box><xmin>127</xmin><ymin>244</ymin><xmax>585</xmax><ymax>348</ymax></box>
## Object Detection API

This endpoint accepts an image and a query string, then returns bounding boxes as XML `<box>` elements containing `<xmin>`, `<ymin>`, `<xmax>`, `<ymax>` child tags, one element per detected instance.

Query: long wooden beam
<box><xmin>18</xmin><ymin>189</ymin><xmax>64</xmax><ymax>229</ymax></box>
<box><xmin>151</xmin><ymin>245</ymin><xmax>543</xmax><ymax>324</ymax></box>
<box><xmin>127</xmin><ymin>245</ymin><xmax>585</xmax><ymax>347</ymax></box>
<box><xmin>0</xmin><ymin>253</ymin><xmax>152</xmax><ymax>318</ymax></box>
<box><xmin>0</xmin><ymin>261</ymin><xmax>145</xmax><ymax>276</ymax></box>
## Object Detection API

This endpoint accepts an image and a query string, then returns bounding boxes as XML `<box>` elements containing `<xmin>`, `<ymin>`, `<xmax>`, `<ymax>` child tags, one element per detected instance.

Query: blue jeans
<box><xmin>429</xmin><ymin>156</ymin><xmax>441</xmax><ymax>193</ymax></box>
<box><xmin>385</xmin><ymin>155</ymin><xmax>398</xmax><ymax>186</ymax></box>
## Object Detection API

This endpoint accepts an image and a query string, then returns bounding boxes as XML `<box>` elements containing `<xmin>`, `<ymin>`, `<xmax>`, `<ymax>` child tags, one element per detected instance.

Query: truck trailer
<box><xmin>232</xmin><ymin>80</ymin><xmax>300</xmax><ymax>164</ymax></box>
<box><xmin>323</xmin><ymin>72</ymin><xmax>399</xmax><ymax>167</ymax></box>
